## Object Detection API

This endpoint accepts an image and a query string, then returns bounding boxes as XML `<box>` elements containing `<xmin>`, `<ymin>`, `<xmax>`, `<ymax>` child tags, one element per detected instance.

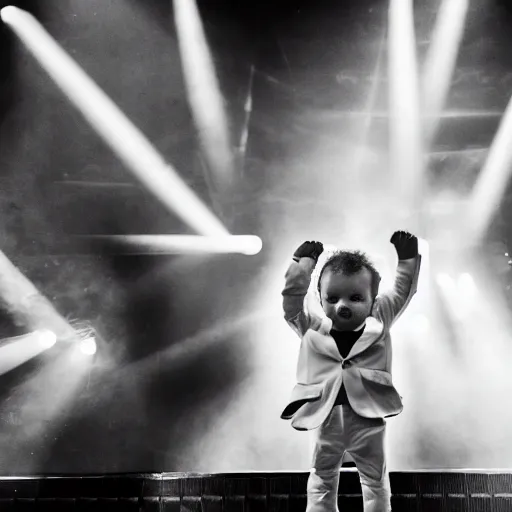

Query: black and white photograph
<box><xmin>0</xmin><ymin>0</ymin><xmax>511</xmax><ymax>510</ymax></box>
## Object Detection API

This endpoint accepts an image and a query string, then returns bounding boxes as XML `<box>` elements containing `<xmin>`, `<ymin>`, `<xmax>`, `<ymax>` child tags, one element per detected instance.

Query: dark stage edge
<box><xmin>0</xmin><ymin>470</ymin><xmax>510</xmax><ymax>511</ymax></box>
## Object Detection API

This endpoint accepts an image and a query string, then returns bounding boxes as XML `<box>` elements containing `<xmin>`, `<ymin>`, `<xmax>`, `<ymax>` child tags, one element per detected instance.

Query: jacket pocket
<box><xmin>356</xmin><ymin>368</ymin><xmax>403</xmax><ymax>417</ymax></box>
<box><xmin>358</xmin><ymin>368</ymin><xmax>394</xmax><ymax>387</ymax></box>
<box><xmin>281</xmin><ymin>383</ymin><xmax>323</xmax><ymax>419</ymax></box>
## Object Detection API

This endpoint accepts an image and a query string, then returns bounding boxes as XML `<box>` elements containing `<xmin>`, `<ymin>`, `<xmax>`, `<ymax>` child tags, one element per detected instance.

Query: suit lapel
<box><xmin>346</xmin><ymin>316</ymin><xmax>383</xmax><ymax>359</ymax></box>
<box><xmin>309</xmin><ymin>325</ymin><xmax>341</xmax><ymax>361</ymax></box>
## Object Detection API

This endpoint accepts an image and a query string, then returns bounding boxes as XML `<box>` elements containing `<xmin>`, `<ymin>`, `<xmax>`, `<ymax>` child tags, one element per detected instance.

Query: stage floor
<box><xmin>0</xmin><ymin>470</ymin><xmax>511</xmax><ymax>511</ymax></box>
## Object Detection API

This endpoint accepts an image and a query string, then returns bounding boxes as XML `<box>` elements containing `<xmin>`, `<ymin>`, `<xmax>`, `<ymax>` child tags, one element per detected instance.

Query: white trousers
<box><xmin>307</xmin><ymin>404</ymin><xmax>391</xmax><ymax>512</ymax></box>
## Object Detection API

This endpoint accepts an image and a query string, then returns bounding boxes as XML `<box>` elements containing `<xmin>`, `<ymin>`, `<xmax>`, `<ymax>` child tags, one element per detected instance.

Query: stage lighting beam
<box><xmin>0</xmin><ymin>5</ymin><xmax>229</xmax><ymax>237</ymax></box>
<box><xmin>173</xmin><ymin>0</ymin><xmax>234</xmax><ymax>193</ymax></box>
<box><xmin>81</xmin><ymin>234</ymin><xmax>263</xmax><ymax>256</ymax></box>
<box><xmin>388</xmin><ymin>0</ymin><xmax>425</xmax><ymax>234</ymax></box>
<box><xmin>465</xmin><ymin>91</ymin><xmax>512</xmax><ymax>245</ymax></box>
<box><xmin>0</xmin><ymin>250</ymin><xmax>76</xmax><ymax>340</ymax></box>
<box><xmin>0</xmin><ymin>330</ymin><xmax>57</xmax><ymax>377</ymax></box>
<box><xmin>422</xmin><ymin>0</ymin><xmax>469</xmax><ymax>149</ymax></box>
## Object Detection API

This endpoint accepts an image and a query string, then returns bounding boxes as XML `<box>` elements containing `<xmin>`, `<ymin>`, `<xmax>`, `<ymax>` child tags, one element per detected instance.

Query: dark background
<box><xmin>0</xmin><ymin>0</ymin><xmax>512</xmax><ymax>474</ymax></box>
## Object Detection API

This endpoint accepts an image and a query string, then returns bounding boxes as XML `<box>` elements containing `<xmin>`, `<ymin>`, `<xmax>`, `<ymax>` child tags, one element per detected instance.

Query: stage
<box><xmin>0</xmin><ymin>470</ymin><xmax>510</xmax><ymax>511</ymax></box>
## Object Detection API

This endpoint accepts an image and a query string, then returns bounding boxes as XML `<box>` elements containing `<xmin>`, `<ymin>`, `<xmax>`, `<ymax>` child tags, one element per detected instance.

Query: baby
<box><xmin>281</xmin><ymin>231</ymin><xmax>421</xmax><ymax>512</ymax></box>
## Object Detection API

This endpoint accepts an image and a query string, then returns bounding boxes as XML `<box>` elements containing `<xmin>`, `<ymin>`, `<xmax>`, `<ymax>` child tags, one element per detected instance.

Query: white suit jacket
<box><xmin>281</xmin><ymin>254</ymin><xmax>421</xmax><ymax>431</ymax></box>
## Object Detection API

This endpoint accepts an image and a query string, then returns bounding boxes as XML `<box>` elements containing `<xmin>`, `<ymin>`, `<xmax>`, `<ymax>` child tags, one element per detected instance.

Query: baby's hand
<box><xmin>390</xmin><ymin>231</ymin><xmax>418</xmax><ymax>260</ymax></box>
<box><xmin>293</xmin><ymin>241</ymin><xmax>324</xmax><ymax>262</ymax></box>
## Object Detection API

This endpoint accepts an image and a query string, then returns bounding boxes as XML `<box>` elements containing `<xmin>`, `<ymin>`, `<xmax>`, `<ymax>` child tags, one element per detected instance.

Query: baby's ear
<box><xmin>372</xmin><ymin>276</ymin><xmax>382</xmax><ymax>299</ymax></box>
<box><xmin>370</xmin><ymin>297</ymin><xmax>379</xmax><ymax>316</ymax></box>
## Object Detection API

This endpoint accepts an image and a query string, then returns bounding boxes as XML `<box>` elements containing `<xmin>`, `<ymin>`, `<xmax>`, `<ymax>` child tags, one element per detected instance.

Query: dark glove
<box><xmin>390</xmin><ymin>231</ymin><xmax>418</xmax><ymax>259</ymax></box>
<box><xmin>293</xmin><ymin>241</ymin><xmax>324</xmax><ymax>263</ymax></box>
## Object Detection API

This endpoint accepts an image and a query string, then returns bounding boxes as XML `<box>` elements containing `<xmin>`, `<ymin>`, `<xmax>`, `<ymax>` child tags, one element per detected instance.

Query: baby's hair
<box><xmin>318</xmin><ymin>250</ymin><xmax>381</xmax><ymax>299</ymax></box>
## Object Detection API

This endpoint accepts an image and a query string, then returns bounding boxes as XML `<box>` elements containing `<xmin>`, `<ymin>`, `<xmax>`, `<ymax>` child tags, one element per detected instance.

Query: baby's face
<box><xmin>319</xmin><ymin>267</ymin><xmax>374</xmax><ymax>331</ymax></box>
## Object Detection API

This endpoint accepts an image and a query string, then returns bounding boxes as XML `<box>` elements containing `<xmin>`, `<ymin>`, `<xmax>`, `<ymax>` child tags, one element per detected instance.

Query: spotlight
<box><xmin>36</xmin><ymin>329</ymin><xmax>57</xmax><ymax>348</ymax></box>
<box><xmin>79</xmin><ymin>337</ymin><xmax>96</xmax><ymax>356</ymax></box>
<box><xmin>241</xmin><ymin>236</ymin><xmax>263</xmax><ymax>256</ymax></box>
<box><xmin>68</xmin><ymin>319</ymin><xmax>97</xmax><ymax>355</ymax></box>
<box><xmin>0</xmin><ymin>6</ymin><xmax>16</xmax><ymax>21</ymax></box>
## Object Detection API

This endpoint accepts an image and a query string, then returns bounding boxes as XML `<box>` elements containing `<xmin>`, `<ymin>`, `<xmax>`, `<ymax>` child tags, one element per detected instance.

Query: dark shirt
<box><xmin>331</xmin><ymin>325</ymin><xmax>365</xmax><ymax>405</ymax></box>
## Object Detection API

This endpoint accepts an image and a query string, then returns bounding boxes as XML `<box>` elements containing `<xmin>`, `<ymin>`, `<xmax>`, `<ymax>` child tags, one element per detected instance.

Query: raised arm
<box><xmin>374</xmin><ymin>231</ymin><xmax>422</xmax><ymax>327</ymax></box>
<box><xmin>282</xmin><ymin>241</ymin><xmax>323</xmax><ymax>338</ymax></box>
